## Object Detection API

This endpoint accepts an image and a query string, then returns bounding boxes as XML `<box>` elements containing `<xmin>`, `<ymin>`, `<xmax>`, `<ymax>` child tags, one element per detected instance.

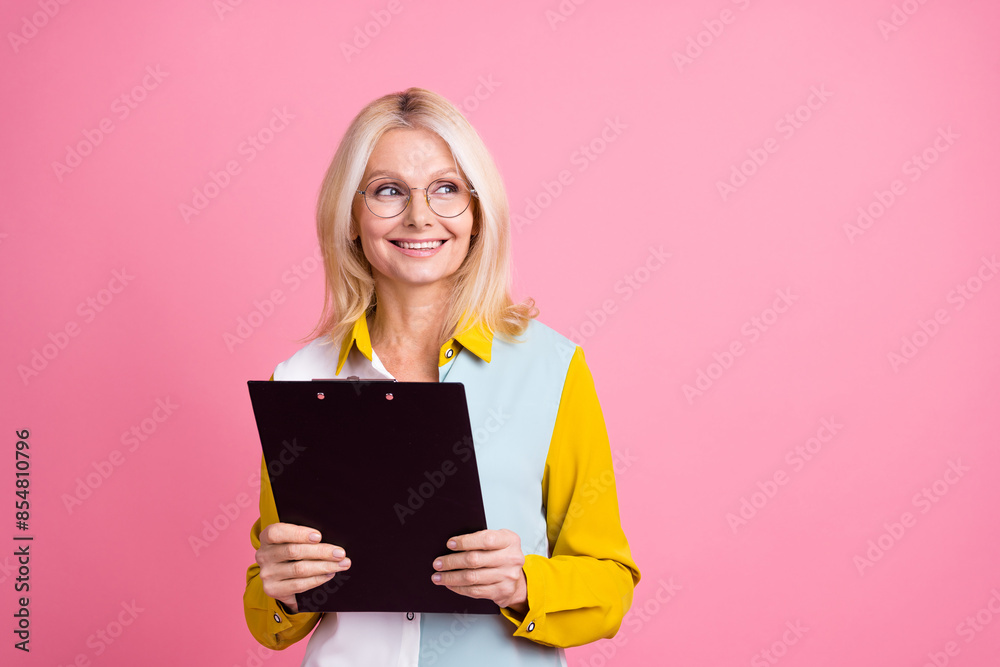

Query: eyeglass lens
<box><xmin>363</xmin><ymin>178</ymin><xmax>473</xmax><ymax>218</ymax></box>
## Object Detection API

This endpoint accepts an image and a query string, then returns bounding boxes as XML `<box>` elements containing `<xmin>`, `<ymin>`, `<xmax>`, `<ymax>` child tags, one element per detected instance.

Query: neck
<box><xmin>368</xmin><ymin>279</ymin><xmax>453</xmax><ymax>352</ymax></box>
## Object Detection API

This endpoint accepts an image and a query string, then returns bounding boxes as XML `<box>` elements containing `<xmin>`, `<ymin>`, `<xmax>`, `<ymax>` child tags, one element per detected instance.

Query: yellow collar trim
<box><xmin>336</xmin><ymin>312</ymin><xmax>493</xmax><ymax>375</ymax></box>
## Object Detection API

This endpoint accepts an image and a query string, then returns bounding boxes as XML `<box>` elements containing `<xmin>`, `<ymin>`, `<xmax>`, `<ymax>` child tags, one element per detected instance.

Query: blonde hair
<box><xmin>302</xmin><ymin>87</ymin><xmax>538</xmax><ymax>350</ymax></box>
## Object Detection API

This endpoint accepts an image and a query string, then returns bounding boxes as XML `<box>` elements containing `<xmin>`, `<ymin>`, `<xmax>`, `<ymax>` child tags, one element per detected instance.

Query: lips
<box><xmin>390</xmin><ymin>240</ymin><xmax>446</xmax><ymax>249</ymax></box>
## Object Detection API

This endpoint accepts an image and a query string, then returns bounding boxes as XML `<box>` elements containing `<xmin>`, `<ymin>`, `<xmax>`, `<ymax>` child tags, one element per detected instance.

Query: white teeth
<box><xmin>396</xmin><ymin>240</ymin><xmax>444</xmax><ymax>249</ymax></box>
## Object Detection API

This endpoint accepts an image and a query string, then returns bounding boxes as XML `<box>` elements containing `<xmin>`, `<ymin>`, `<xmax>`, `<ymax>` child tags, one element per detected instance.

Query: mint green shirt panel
<box><xmin>420</xmin><ymin>319</ymin><xmax>575</xmax><ymax>667</ymax></box>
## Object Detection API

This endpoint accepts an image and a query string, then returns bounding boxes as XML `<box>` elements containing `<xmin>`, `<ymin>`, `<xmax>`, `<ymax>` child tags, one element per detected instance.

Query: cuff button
<box><xmin>273</xmin><ymin>613</ymin><xmax>281</xmax><ymax>623</ymax></box>
<box><xmin>406</xmin><ymin>611</ymin><xmax>414</xmax><ymax>621</ymax></box>
<box><xmin>527</xmin><ymin>621</ymin><xmax>535</xmax><ymax>632</ymax></box>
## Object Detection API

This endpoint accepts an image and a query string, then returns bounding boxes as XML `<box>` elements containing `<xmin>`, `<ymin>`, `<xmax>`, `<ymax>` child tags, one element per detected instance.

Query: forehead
<box><xmin>364</xmin><ymin>127</ymin><xmax>459</xmax><ymax>181</ymax></box>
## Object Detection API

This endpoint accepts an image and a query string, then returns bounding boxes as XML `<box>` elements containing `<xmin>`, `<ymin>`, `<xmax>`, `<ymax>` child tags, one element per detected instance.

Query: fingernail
<box><xmin>309</xmin><ymin>533</ymin><xmax>321</xmax><ymax>542</ymax></box>
<box><xmin>447</xmin><ymin>540</ymin><xmax>457</xmax><ymax>549</ymax></box>
<box><xmin>433</xmin><ymin>560</ymin><xmax>442</xmax><ymax>569</ymax></box>
<box><xmin>332</xmin><ymin>548</ymin><xmax>345</xmax><ymax>558</ymax></box>
<box><xmin>432</xmin><ymin>574</ymin><xmax>442</xmax><ymax>582</ymax></box>
<box><xmin>325</xmin><ymin>573</ymin><xmax>336</xmax><ymax>580</ymax></box>
<box><xmin>340</xmin><ymin>558</ymin><xmax>351</xmax><ymax>568</ymax></box>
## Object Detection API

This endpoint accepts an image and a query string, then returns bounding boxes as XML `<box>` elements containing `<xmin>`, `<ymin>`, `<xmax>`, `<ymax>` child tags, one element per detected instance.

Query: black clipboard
<box><xmin>247</xmin><ymin>378</ymin><xmax>499</xmax><ymax>614</ymax></box>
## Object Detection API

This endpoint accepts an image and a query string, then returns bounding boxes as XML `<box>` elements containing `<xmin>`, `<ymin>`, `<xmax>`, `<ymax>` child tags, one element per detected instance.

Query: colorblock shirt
<box><xmin>243</xmin><ymin>314</ymin><xmax>641</xmax><ymax>666</ymax></box>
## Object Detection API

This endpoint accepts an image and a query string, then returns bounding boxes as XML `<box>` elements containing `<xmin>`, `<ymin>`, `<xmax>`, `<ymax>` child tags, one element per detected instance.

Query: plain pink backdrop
<box><xmin>2</xmin><ymin>1</ymin><xmax>999</xmax><ymax>665</ymax></box>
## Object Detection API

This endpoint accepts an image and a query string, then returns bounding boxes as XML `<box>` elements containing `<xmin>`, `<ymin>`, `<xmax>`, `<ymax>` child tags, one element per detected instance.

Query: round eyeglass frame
<box><xmin>355</xmin><ymin>176</ymin><xmax>479</xmax><ymax>219</ymax></box>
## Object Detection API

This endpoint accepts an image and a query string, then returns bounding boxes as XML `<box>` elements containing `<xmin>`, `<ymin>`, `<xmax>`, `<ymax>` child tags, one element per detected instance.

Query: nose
<box><xmin>403</xmin><ymin>187</ymin><xmax>434</xmax><ymax>226</ymax></box>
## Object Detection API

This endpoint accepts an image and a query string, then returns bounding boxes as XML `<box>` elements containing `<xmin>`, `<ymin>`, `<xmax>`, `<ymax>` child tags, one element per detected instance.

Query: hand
<box><xmin>431</xmin><ymin>528</ymin><xmax>528</xmax><ymax>613</ymax></box>
<box><xmin>255</xmin><ymin>522</ymin><xmax>351</xmax><ymax>613</ymax></box>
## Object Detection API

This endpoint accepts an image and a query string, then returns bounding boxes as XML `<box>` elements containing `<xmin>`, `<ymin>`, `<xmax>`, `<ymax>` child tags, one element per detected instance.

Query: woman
<box><xmin>243</xmin><ymin>87</ymin><xmax>641</xmax><ymax>666</ymax></box>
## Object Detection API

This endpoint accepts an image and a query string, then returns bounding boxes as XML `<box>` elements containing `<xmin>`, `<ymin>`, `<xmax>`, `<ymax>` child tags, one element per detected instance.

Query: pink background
<box><xmin>3</xmin><ymin>1</ymin><xmax>999</xmax><ymax>665</ymax></box>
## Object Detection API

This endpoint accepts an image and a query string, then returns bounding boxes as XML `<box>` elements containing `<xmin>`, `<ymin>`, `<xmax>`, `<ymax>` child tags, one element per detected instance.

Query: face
<box><xmin>352</xmin><ymin>127</ymin><xmax>476</xmax><ymax>297</ymax></box>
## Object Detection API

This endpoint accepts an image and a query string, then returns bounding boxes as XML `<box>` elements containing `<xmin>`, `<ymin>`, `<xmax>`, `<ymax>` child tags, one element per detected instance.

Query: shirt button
<box><xmin>527</xmin><ymin>621</ymin><xmax>535</xmax><ymax>632</ymax></box>
<box><xmin>445</xmin><ymin>348</ymin><xmax>454</xmax><ymax>358</ymax></box>
<box><xmin>406</xmin><ymin>611</ymin><xmax>415</xmax><ymax>621</ymax></box>
<box><xmin>273</xmin><ymin>613</ymin><xmax>281</xmax><ymax>623</ymax></box>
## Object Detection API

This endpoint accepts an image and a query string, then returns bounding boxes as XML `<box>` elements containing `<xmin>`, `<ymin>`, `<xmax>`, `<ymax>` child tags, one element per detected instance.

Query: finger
<box><xmin>431</xmin><ymin>565</ymin><xmax>500</xmax><ymax>588</ymax></box>
<box><xmin>269</xmin><ymin>556</ymin><xmax>351</xmax><ymax>583</ymax></box>
<box><xmin>261</xmin><ymin>522</ymin><xmax>323</xmax><ymax>546</ymax></box>
<box><xmin>433</xmin><ymin>549</ymin><xmax>496</xmax><ymax>573</ymax></box>
<box><xmin>270</xmin><ymin>542</ymin><xmax>347</xmax><ymax>564</ymax></box>
<box><xmin>446</xmin><ymin>529</ymin><xmax>509</xmax><ymax>553</ymax></box>
<box><xmin>256</xmin><ymin>541</ymin><xmax>346</xmax><ymax>567</ymax></box>
<box><xmin>441</xmin><ymin>583</ymin><xmax>502</xmax><ymax>602</ymax></box>
<box><xmin>265</xmin><ymin>570</ymin><xmax>344</xmax><ymax>601</ymax></box>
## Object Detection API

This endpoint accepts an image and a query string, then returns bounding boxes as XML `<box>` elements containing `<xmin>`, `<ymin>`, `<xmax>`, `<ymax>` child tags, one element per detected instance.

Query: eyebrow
<box><xmin>365</xmin><ymin>167</ymin><xmax>461</xmax><ymax>182</ymax></box>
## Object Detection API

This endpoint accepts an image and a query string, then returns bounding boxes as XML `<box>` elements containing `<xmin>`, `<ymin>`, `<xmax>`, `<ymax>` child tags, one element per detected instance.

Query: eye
<box><xmin>372</xmin><ymin>181</ymin><xmax>406</xmax><ymax>198</ymax></box>
<box><xmin>430</xmin><ymin>181</ymin><xmax>460</xmax><ymax>196</ymax></box>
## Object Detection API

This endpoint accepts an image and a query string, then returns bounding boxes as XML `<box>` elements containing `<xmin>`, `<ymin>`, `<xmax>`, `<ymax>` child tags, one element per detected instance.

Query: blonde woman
<box><xmin>243</xmin><ymin>87</ymin><xmax>641</xmax><ymax>666</ymax></box>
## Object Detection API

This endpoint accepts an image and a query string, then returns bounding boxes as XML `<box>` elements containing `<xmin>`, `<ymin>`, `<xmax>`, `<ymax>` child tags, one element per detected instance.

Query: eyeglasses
<box><xmin>355</xmin><ymin>177</ymin><xmax>478</xmax><ymax>219</ymax></box>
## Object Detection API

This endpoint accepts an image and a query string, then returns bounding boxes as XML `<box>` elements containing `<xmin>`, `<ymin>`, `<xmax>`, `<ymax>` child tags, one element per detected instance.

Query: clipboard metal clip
<box><xmin>312</xmin><ymin>376</ymin><xmax>397</xmax><ymax>383</ymax></box>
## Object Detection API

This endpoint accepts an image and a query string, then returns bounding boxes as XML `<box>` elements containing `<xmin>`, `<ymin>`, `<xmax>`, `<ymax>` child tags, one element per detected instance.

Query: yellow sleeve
<box><xmin>243</xmin><ymin>373</ymin><xmax>323</xmax><ymax>649</ymax></box>
<box><xmin>499</xmin><ymin>346</ymin><xmax>641</xmax><ymax>647</ymax></box>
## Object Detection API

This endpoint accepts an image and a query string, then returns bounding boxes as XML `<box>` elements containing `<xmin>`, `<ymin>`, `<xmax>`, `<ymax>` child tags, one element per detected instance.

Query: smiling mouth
<box><xmin>391</xmin><ymin>240</ymin><xmax>446</xmax><ymax>249</ymax></box>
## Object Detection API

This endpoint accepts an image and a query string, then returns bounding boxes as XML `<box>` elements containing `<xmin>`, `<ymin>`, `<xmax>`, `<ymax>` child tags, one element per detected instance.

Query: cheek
<box><xmin>351</xmin><ymin>203</ymin><xmax>366</xmax><ymax>239</ymax></box>
<box><xmin>356</xmin><ymin>212</ymin><xmax>387</xmax><ymax>246</ymax></box>
<box><xmin>457</xmin><ymin>212</ymin><xmax>477</xmax><ymax>241</ymax></box>
<box><xmin>449</xmin><ymin>226</ymin><xmax>472</xmax><ymax>256</ymax></box>
<box><xmin>356</xmin><ymin>226</ymin><xmax>382</xmax><ymax>267</ymax></box>
<box><xmin>362</xmin><ymin>237</ymin><xmax>387</xmax><ymax>267</ymax></box>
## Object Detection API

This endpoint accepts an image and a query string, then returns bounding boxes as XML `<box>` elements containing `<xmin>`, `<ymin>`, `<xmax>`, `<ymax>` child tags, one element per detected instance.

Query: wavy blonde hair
<box><xmin>302</xmin><ymin>87</ymin><xmax>538</xmax><ymax>350</ymax></box>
